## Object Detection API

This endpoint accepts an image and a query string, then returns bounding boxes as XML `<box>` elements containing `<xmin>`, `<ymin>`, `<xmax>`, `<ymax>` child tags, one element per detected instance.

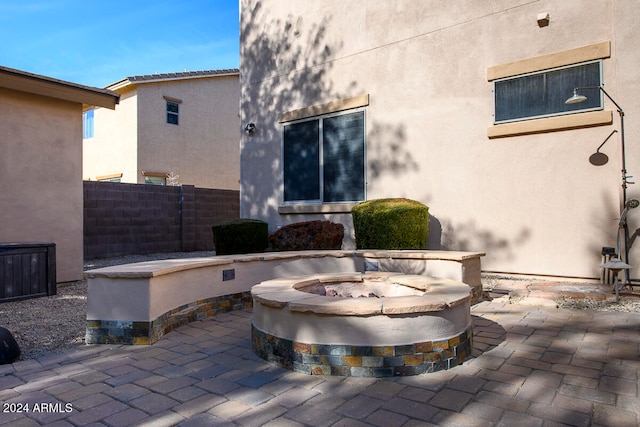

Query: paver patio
<box><xmin>0</xmin><ymin>298</ymin><xmax>638</xmax><ymax>426</ymax></box>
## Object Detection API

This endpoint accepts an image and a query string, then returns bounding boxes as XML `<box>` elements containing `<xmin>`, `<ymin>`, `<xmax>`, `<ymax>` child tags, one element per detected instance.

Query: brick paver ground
<box><xmin>0</xmin><ymin>299</ymin><xmax>638</xmax><ymax>426</ymax></box>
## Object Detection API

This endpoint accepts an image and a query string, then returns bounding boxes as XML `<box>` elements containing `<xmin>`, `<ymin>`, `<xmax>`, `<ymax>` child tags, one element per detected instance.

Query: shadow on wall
<box><xmin>426</xmin><ymin>215</ymin><xmax>443</xmax><ymax>250</ymax></box>
<box><xmin>240</xmin><ymin>3</ymin><xmax>418</xmax><ymax>226</ymax></box>
<box><xmin>587</xmin><ymin>190</ymin><xmax>632</xmax><ymax>278</ymax></box>
<box><xmin>428</xmin><ymin>214</ymin><xmax>530</xmax><ymax>264</ymax></box>
<box><xmin>240</xmin><ymin>3</ymin><xmax>340</xmax><ymax>221</ymax></box>
<box><xmin>368</xmin><ymin>122</ymin><xmax>419</xmax><ymax>182</ymax></box>
<box><xmin>427</xmin><ymin>190</ymin><xmax>619</xmax><ymax>276</ymax></box>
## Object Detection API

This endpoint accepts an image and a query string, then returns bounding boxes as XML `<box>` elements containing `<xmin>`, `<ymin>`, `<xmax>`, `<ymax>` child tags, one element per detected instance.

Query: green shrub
<box><xmin>351</xmin><ymin>198</ymin><xmax>429</xmax><ymax>249</ymax></box>
<box><xmin>212</xmin><ymin>218</ymin><xmax>268</xmax><ymax>255</ymax></box>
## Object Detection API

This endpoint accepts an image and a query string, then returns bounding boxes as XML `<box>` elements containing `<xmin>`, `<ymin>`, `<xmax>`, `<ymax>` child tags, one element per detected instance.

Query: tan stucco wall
<box><xmin>83</xmin><ymin>86</ymin><xmax>138</xmax><ymax>182</ymax></box>
<box><xmin>240</xmin><ymin>0</ymin><xmax>640</xmax><ymax>279</ymax></box>
<box><xmin>137</xmin><ymin>75</ymin><xmax>240</xmax><ymax>189</ymax></box>
<box><xmin>1</xmin><ymin>88</ymin><xmax>83</xmax><ymax>282</ymax></box>
<box><xmin>84</xmin><ymin>75</ymin><xmax>240</xmax><ymax>189</ymax></box>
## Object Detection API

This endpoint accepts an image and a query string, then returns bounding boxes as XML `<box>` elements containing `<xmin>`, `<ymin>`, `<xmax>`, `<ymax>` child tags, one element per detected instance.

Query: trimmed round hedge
<box><xmin>351</xmin><ymin>198</ymin><xmax>429</xmax><ymax>250</ymax></box>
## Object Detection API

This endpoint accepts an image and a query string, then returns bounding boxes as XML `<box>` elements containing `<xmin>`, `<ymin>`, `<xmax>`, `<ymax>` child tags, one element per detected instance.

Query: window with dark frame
<box><xmin>494</xmin><ymin>60</ymin><xmax>602</xmax><ymax>123</ymax></box>
<box><xmin>166</xmin><ymin>101</ymin><xmax>179</xmax><ymax>125</ymax></box>
<box><xmin>283</xmin><ymin>109</ymin><xmax>365</xmax><ymax>204</ymax></box>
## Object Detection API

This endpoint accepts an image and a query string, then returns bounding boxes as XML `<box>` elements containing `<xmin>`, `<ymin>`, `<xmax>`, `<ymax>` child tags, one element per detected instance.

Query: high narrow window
<box><xmin>494</xmin><ymin>61</ymin><xmax>602</xmax><ymax>123</ymax></box>
<box><xmin>166</xmin><ymin>101</ymin><xmax>179</xmax><ymax>125</ymax></box>
<box><xmin>83</xmin><ymin>109</ymin><xmax>94</xmax><ymax>138</ymax></box>
<box><xmin>283</xmin><ymin>109</ymin><xmax>365</xmax><ymax>204</ymax></box>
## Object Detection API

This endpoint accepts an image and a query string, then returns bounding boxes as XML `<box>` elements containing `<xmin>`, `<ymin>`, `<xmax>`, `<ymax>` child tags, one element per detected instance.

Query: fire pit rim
<box><xmin>251</xmin><ymin>272</ymin><xmax>471</xmax><ymax>316</ymax></box>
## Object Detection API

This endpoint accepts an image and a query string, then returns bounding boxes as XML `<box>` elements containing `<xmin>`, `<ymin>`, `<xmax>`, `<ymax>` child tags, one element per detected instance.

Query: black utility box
<box><xmin>0</xmin><ymin>243</ymin><xmax>56</xmax><ymax>302</ymax></box>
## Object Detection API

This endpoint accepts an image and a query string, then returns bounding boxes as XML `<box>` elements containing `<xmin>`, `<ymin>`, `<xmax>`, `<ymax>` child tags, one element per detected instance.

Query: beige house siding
<box><xmin>1</xmin><ymin>68</ymin><xmax>118</xmax><ymax>283</ymax></box>
<box><xmin>84</xmin><ymin>87</ymin><xmax>138</xmax><ymax>183</ymax></box>
<box><xmin>1</xmin><ymin>89</ymin><xmax>82</xmax><ymax>283</ymax></box>
<box><xmin>239</xmin><ymin>0</ymin><xmax>640</xmax><ymax>279</ymax></box>
<box><xmin>84</xmin><ymin>72</ymin><xmax>240</xmax><ymax>190</ymax></box>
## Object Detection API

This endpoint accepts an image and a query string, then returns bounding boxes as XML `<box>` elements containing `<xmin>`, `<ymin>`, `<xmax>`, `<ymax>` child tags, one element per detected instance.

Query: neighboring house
<box><xmin>0</xmin><ymin>66</ymin><xmax>119</xmax><ymax>282</ymax></box>
<box><xmin>239</xmin><ymin>1</ymin><xmax>640</xmax><ymax>280</ymax></box>
<box><xmin>83</xmin><ymin>69</ymin><xmax>240</xmax><ymax>189</ymax></box>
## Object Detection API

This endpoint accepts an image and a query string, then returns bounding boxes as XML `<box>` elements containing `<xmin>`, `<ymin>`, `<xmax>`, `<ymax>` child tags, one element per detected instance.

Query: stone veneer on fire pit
<box><xmin>251</xmin><ymin>272</ymin><xmax>472</xmax><ymax>377</ymax></box>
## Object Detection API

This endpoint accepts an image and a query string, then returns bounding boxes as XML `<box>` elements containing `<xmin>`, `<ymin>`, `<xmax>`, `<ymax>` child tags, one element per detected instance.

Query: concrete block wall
<box><xmin>84</xmin><ymin>181</ymin><xmax>239</xmax><ymax>259</ymax></box>
<box><xmin>194</xmin><ymin>187</ymin><xmax>240</xmax><ymax>250</ymax></box>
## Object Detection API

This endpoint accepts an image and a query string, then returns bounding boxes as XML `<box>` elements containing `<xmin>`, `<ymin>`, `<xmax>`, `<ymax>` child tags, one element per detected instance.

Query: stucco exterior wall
<box><xmin>84</xmin><ymin>75</ymin><xmax>240</xmax><ymax>190</ymax></box>
<box><xmin>137</xmin><ymin>75</ymin><xmax>240</xmax><ymax>189</ymax></box>
<box><xmin>84</xmin><ymin>87</ymin><xmax>138</xmax><ymax>182</ymax></box>
<box><xmin>1</xmin><ymin>88</ymin><xmax>83</xmax><ymax>282</ymax></box>
<box><xmin>240</xmin><ymin>0</ymin><xmax>640</xmax><ymax>279</ymax></box>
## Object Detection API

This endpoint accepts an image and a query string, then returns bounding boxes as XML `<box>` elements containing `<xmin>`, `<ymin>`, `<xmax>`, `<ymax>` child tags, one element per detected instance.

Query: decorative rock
<box><xmin>0</xmin><ymin>326</ymin><xmax>21</xmax><ymax>364</ymax></box>
<box><xmin>269</xmin><ymin>220</ymin><xmax>344</xmax><ymax>251</ymax></box>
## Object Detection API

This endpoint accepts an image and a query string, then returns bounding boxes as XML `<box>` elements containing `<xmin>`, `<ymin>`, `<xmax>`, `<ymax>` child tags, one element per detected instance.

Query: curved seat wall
<box><xmin>84</xmin><ymin>250</ymin><xmax>484</xmax><ymax>345</ymax></box>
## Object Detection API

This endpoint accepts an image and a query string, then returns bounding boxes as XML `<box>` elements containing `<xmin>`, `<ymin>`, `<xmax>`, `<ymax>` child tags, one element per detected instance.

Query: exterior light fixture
<box><xmin>599</xmin><ymin>257</ymin><xmax>631</xmax><ymax>302</ymax></box>
<box><xmin>537</xmin><ymin>12</ymin><xmax>550</xmax><ymax>27</ymax></box>
<box><xmin>244</xmin><ymin>122</ymin><xmax>256</xmax><ymax>133</ymax></box>
<box><xmin>567</xmin><ymin>86</ymin><xmax>636</xmax><ymax>286</ymax></box>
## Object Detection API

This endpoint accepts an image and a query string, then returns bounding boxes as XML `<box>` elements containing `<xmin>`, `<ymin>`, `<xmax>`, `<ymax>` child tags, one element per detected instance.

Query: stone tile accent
<box><xmin>86</xmin><ymin>292</ymin><xmax>252</xmax><ymax>345</ymax></box>
<box><xmin>252</xmin><ymin>324</ymin><xmax>473</xmax><ymax>377</ymax></box>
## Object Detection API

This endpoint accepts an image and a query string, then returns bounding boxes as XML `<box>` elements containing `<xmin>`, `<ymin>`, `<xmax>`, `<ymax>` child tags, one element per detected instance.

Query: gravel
<box><xmin>0</xmin><ymin>280</ymin><xmax>87</xmax><ymax>361</ymax></box>
<box><xmin>556</xmin><ymin>296</ymin><xmax>640</xmax><ymax>312</ymax></box>
<box><xmin>0</xmin><ymin>251</ymin><xmax>214</xmax><ymax>361</ymax></box>
<box><xmin>1</xmin><ymin>251</ymin><xmax>638</xmax><ymax>361</ymax></box>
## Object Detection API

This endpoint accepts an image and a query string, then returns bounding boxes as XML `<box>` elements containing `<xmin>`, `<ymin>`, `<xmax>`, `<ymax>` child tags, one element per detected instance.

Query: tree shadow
<box><xmin>470</xmin><ymin>314</ymin><xmax>507</xmax><ymax>358</ymax></box>
<box><xmin>427</xmin><ymin>214</ymin><xmax>530</xmax><ymax>265</ymax></box>
<box><xmin>240</xmin><ymin>3</ymin><xmax>417</xmax><ymax>229</ymax></box>
<box><xmin>368</xmin><ymin>121</ymin><xmax>419</xmax><ymax>181</ymax></box>
<box><xmin>6</xmin><ymin>303</ymin><xmax>635</xmax><ymax>425</ymax></box>
<box><xmin>584</xmin><ymin>190</ymin><xmax>623</xmax><ymax>280</ymax></box>
<box><xmin>236</xmin><ymin>5</ymin><xmax>635</xmax><ymax>424</ymax></box>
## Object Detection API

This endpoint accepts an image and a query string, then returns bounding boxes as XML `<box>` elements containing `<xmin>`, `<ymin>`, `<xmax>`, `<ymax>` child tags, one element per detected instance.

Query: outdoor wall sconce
<box><xmin>567</xmin><ymin>86</ymin><xmax>636</xmax><ymax>285</ymax></box>
<box><xmin>244</xmin><ymin>122</ymin><xmax>256</xmax><ymax>133</ymax></box>
<box><xmin>537</xmin><ymin>12</ymin><xmax>550</xmax><ymax>27</ymax></box>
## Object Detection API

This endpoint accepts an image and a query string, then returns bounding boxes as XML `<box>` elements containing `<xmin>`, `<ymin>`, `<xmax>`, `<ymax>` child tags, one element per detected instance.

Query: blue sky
<box><xmin>0</xmin><ymin>0</ymin><xmax>239</xmax><ymax>88</ymax></box>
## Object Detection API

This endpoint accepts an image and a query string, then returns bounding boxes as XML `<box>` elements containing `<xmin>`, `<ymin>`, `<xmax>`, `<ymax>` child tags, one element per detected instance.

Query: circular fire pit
<box><xmin>251</xmin><ymin>272</ymin><xmax>472</xmax><ymax>377</ymax></box>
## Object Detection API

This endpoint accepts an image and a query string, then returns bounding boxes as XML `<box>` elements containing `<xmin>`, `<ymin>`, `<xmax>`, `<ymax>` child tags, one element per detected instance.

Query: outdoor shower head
<box><xmin>565</xmin><ymin>88</ymin><xmax>588</xmax><ymax>105</ymax></box>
